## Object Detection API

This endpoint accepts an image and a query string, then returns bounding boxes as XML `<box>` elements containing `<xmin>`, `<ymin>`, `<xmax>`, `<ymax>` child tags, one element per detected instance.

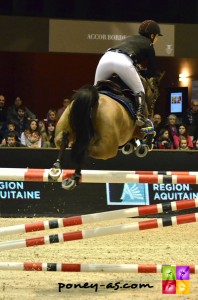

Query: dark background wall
<box><xmin>0</xmin><ymin>52</ymin><xmax>197</xmax><ymax>119</ymax></box>
<box><xmin>0</xmin><ymin>148</ymin><xmax>197</xmax><ymax>170</ymax></box>
<box><xmin>0</xmin><ymin>52</ymin><xmax>99</xmax><ymax>119</ymax></box>
<box><xmin>1</xmin><ymin>0</ymin><xmax>198</xmax><ymax>24</ymax></box>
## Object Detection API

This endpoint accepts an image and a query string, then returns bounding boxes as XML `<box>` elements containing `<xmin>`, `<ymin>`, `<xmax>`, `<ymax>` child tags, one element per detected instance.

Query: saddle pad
<box><xmin>99</xmin><ymin>91</ymin><xmax>136</xmax><ymax>119</ymax></box>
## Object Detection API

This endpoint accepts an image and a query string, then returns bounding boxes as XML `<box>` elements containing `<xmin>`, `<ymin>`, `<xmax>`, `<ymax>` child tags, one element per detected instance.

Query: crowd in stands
<box><xmin>0</xmin><ymin>95</ymin><xmax>70</xmax><ymax>148</ymax></box>
<box><xmin>0</xmin><ymin>94</ymin><xmax>198</xmax><ymax>150</ymax></box>
<box><xmin>153</xmin><ymin>99</ymin><xmax>198</xmax><ymax>150</ymax></box>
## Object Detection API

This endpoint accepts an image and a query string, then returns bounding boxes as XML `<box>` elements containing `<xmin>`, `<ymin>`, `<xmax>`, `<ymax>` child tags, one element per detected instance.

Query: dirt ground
<box><xmin>0</xmin><ymin>217</ymin><xmax>197</xmax><ymax>300</ymax></box>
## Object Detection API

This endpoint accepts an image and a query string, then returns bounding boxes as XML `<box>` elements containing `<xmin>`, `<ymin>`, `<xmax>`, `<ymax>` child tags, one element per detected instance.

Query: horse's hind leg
<box><xmin>62</xmin><ymin>166</ymin><xmax>82</xmax><ymax>190</ymax></box>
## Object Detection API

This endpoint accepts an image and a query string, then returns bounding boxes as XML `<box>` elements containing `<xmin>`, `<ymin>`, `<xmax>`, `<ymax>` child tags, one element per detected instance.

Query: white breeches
<box><xmin>94</xmin><ymin>51</ymin><xmax>145</xmax><ymax>94</ymax></box>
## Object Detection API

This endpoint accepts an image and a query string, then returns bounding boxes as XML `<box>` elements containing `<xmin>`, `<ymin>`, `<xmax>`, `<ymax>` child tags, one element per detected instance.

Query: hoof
<box><xmin>148</xmin><ymin>144</ymin><xmax>154</xmax><ymax>152</ymax></box>
<box><xmin>62</xmin><ymin>178</ymin><xmax>77</xmax><ymax>190</ymax></box>
<box><xmin>135</xmin><ymin>145</ymin><xmax>149</xmax><ymax>158</ymax></box>
<box><xmin>122</xmin><ymin>142</ymin><xmax>134</xmax><ymax>155</ymax></box>
<box><xmin>48</xmin><ymin>168</ymin><xmax>62</xmax><ymax>181</ymax></box>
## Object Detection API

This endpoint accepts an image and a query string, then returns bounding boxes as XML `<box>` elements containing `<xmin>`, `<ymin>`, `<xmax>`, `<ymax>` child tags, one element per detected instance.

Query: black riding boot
<box><xmin>135</xmin><ymin>92</ymin><xmax>147</xmax><ymax>126</ymax></box>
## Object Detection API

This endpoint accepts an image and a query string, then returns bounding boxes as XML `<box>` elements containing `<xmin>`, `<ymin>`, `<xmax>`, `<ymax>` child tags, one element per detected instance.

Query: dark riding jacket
<box><xmin>110</xmin><ymin>35</ymin><xmax>157</xmax><ymax>78</ymax></box>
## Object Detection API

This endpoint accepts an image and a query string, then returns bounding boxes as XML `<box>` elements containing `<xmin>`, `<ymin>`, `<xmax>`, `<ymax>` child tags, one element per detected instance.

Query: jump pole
<box><xmin>1</xmin><ymin>168</ymin><xmax>198</xmax><ymax>183</ymax></box>
<box><xmin>0</xmin><ymin>212</ymin><xmax>197</xmax><ymax>251</ymax></box>
<box><xmin>127</xmin><ymin>170</ymin><xmax>198</xmax><ymax>175</ymax></box>
<box><xmin>0</xmin><ymin>199</ymin><xmax>198</xmax><ymax>237</ymax></box>
<box><xmin>0</xmin><ymin>262</ymin><xmax>197</xmax><ymax>273</ymax></box>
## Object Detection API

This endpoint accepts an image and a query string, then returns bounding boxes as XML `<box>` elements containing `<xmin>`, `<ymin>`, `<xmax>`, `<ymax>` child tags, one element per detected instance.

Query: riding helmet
<box><xmin>139</xmin><ymin>20</ymin><xmax>163</xmax><ymax>37</ymax></box>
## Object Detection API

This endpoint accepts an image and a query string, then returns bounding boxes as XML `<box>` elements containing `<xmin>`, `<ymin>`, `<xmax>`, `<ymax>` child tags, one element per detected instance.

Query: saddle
<box><xmin>95</xmin><ymin>76</ymin><xmax>135</xmax><ymax>102</ymax></box>
<box><xmin>95</xmin><ymin>79</ymin><xmax>124</xmax><ymax>96</ymax></box>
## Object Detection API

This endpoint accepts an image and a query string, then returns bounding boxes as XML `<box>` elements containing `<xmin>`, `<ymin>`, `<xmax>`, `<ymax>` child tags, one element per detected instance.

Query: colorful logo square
<box><xmin>176</xmin><ymin>280</ymin><xmax>190</xmax><ymax>294</ymax></box>
<box><xmin>162</xmin><ymin>266</ymin><xmax>176</xmax><ymax>280</ymax></box>
<box><xmin>162</xmin><ymin>266</ymin><xmax>190</xmax><ymax>294</ymax></box>
<box><xmin>176</xmin><ymin>266</ymin><xmax>190</xmax><ymax>280</ymax></box>
<box><xmin>162</xmin><ymin>280</ymin><xmax>176</xmax><ymax>294</ymax></box>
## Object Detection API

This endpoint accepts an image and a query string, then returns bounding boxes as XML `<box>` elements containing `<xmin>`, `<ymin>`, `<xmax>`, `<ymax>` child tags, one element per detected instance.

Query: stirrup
<box><xmin>139</xmin><ymin>118</ymin><xmax>154</xmax><ymax>134</ymax></box>
<box><xmin>140</xmin><ymin>126</ymin><xmax>154</xmax><ymax>134</ymax></box>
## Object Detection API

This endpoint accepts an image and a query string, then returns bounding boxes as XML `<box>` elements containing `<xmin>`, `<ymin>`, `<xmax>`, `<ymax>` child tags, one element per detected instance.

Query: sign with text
<box><xmin>106</xmin><ymin>183</ymin><xmax>198</xmax><ymax>205</ymax></box>
<box><xmin>49</xmin><ymin>20</ymin><xmax>175</xmax><ymax>56</ymax></box>
<box><xmin>1</xmin><ymin>180</ymin><xmax>197</xmax><ymax>217</ymax></box>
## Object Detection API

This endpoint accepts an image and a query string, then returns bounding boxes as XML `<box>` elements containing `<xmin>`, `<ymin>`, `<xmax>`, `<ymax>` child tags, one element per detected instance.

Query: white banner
<box><xmin>49</xmin><ymin>20</ymin><xmax>175</xmax><ymax>56</ymax></box>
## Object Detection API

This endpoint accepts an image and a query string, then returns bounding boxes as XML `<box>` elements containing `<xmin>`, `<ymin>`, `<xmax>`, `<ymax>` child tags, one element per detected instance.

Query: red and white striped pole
<box><xmin>1</xmin><ymin>168</ymin><xmax>198</xmax><ymax>183</ymax></box>
<box><xmin>0</xmin><ymin>199</ymin><xmax>197</xmax><ymax>236</ymax></box>
<box><xmin>0</xmin><ymin>262</ymin><xmax>196</xmax><ymax>273</ymax></box>
<box><xmin>125</xmin><ymin>170</ymin><xmax>198</xmax><ymax>175</ymax></box>
<box><xmin>0</xmin><ymin>212</ymin><xmax>197</xmax><ymax>251</ymax></box>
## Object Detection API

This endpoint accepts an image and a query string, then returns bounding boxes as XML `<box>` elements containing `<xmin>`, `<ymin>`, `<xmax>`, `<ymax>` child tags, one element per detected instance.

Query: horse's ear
<box><xmin>157</xmin><ymin>70</ymin><xmax>166</xmax><ymax>83</ymax></box>
<box><xmin>148</xmin><ymin>77</ymin><xmax>158</xmax><ymax>90</ymax></box>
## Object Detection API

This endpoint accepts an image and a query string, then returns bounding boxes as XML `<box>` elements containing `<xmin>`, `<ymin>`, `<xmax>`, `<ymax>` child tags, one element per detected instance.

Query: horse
<box><xmin>49</xmin><ymin>72</ymin><xmax>164</xmax><ymax>190</ymax></box>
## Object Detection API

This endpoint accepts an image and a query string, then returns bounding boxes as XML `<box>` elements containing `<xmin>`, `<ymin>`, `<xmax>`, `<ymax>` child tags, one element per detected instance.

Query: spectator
<box><xmin>9</xmin><ymin>105</ymin><xmax>29</xmax><ymax>137</ymax></box>
<box><xmin>21</xmin><ymin>119</ymin><xmax>42</xmax><ymax>148</ymax></box>
<box><xmin>7</xmin><ymin>96</ymin><xmax>36</xmax><ymax>123</ymax></box>
<box><xmin>42</xmin><ymin>121</ymin><xmax>56</xmax><ymax>148</ymax></box>
<box><xmin>1</xmin><ymin>121</ymin><xmax>20</xmax><ymax>141</ymax></box>
<box><xmin>44</xmin><ymin>109</ymin><xmax>57</xmax><ymax>127</ymax></box>
<box><xmin>155</xmin><ymin>128</ymin><xmax>174</xmax><ymax>149</ymax></box>
<box><xmin>173</xmin><ymin>123</ymin><xmax>193</xmax><ymax>149</ymax></box>
<box><xmin>193</xmin><ymin>139</ymin><xmax>198</xmax><ymax>150</ymax></box>
<box><xmin>0</xmin><ymin>132</ymin><xmax>26</xmax><ymax>147</ymax></box>
<box><xmin>165</xmin><ymin>114</ymin><xmax>179</xmax><ymax>143</ymax></box>
<box><xmin>0</xmin><ymin>94</ymin><xmax>7</xmax><ymax>131</ymax></box>
<box><xmin>38</xmin><ymin>120</ymin><xmax>46</xmax><ymax>141</ymax></box>
<box><xmin>57</xmin><ymin>98</ymin><xmax>70</xmax><ymax>120</ymax></box>
<box><xmin>177</xmin><ymin>136</ymin><xmax>191</xmax><ymax>151</ymax></box>
<box><xmin>193</xmin><ymin>126</ymin><xmax>198</xmax><ymax>141</ymax></box>
<box><xmin>152</xmin><ymin>113</ymin><xmax>165</xmax><ymax>141</ymax></box>
<box><xmin>182</xmin><ymin>99</ymin><xmax>198</xmax><ymax>139</ymax></box>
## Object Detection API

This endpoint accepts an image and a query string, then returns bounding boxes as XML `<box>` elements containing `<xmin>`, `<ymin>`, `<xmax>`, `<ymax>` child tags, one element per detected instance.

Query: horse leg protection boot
<box><xmin>135</xmin><ymin>92</ymin><xmax>147</xmax><ymax>127</ymax></box>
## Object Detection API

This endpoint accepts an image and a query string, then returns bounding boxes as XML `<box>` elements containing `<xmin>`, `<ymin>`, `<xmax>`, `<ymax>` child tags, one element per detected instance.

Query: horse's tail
<box><xmin>69</xmin><ymin>84</ymin><xmax>99</xmax><ymax>165</ymax></box>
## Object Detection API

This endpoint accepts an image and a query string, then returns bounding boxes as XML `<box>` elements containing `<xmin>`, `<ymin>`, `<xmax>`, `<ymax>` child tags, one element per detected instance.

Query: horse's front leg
<box><xmin>62</xmin><ymin>166</ymin><xmax>82</xmax><ymax>190</ymax></box>
<box><xmin>61</xmin><ymin>136</ymin><xmax>118</xmax><ymax>190</ymax></box>
<box><xmin>48</xmin><ymin>131</ymin><xmax>69</xmax><ymax>181</ymax></box>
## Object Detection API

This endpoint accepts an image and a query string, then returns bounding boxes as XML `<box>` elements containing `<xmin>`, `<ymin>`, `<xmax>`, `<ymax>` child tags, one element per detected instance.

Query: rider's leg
<box><xmin>95</xmin><ymin>52</ymin><xmax>152</xmax><ymax>130</ymax></box>
<box><xmin>134</xmin><ymin>91</ymin><xmax>147</xmax><ymax>127</ymax></box>
<box><xmin>107</xmin><ymin>54</ymin><xmax>153</xmax><ymax>129</ymax></box>
<box><xmin>94</xmin><ymin>52</ymin><xmax>117</xmax><ymax>85</ymax></box>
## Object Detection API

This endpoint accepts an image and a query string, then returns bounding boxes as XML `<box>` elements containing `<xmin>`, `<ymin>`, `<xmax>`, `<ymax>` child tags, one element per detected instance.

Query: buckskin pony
<box><xmin>50</xmin><ymin>72</ymin><xmax>164</xmax><ymax>190</ymax></box>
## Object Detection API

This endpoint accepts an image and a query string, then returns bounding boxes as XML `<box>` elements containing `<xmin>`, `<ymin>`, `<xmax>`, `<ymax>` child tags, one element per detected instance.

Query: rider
<box><xmin>94</xmin><ymin>20</ymin><xmax>162</xmax><ymax>131</ymax></box>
